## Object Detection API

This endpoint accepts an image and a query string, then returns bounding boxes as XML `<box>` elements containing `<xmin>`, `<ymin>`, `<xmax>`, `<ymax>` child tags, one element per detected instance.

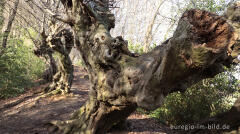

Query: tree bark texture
<box><xmin>44</xmin><ymin>28</ymin><xmax>74</xmax><ymax>95</ymax></box>
<box><xmin>188</xmin><ymin>2</ymin><xmax>240</xmax><ymax>134</ymax></box>
<box><xmin>34</xmin><ymin>28</ymin><xmax>74</xmax><ymax>95</ymax></box>
<box><xmin>34</xmin><ymin>31</ymin><xmax>57</xmax><ymax>82</ymax></box>
<box><xmin>42</xmin><ymin>53</ymin><xmax>58</xmax><ymax>82</ymax></box>
<box><xmin>51</xmin><ymin>1</ymin><xmax>240</xmax><ymax>134</ymax></box>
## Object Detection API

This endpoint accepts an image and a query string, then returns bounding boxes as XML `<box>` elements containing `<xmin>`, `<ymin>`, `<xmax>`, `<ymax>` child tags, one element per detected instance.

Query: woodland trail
<box><xmin>0</xmin><ymin>67</ymin><xmax>176</xmax><ymax>134</ymax></box>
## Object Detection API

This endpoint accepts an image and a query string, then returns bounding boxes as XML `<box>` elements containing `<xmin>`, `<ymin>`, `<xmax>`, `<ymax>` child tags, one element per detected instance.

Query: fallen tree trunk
<box><xmin>187</xmin><ymin>2</ymin><xmax>240</xmax><ymax>134</ymax></box>
<box><xmin>50</xmin><ymin>1</ymin><xmax>239</xmax><ymax>134</ymax></box>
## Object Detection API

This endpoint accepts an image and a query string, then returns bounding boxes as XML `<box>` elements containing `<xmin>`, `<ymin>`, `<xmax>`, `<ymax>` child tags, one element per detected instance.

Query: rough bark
<box><xmin>42</xmin><ymin>53</ymin><xmax>58</xmax><ymax>82</ymax></box>
<box><xmin>187</xmin><ymin>2</ymin><xmax>240</xmax><ymax>134</ymax></box>
<box><xmin>33</xmin><ymin>32</ymin><xmax>57</xmax><ymax>82</ymax></box>
<box><xmin>50</xmin><ymin>1</ymin><xmax>239</xmax><ymax>134</ymax></box>
<box><xmin>34</xmin><ymin>28</ymin><xmax>74</xmax><ymax>95</ymax></box>
<box><xmin>44</xmin><ymin>28</ymin><xmax>74</xmax><ymax>95</ymax></box>
<box><xmin>1</xmin><ymin>0</ymin><xmax>19</xmax><ymax>48</ymax></box>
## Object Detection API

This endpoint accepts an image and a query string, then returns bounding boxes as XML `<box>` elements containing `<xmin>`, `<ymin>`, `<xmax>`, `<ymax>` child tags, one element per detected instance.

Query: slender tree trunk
<box><xmin>1</xmin><ymin>0</ymin><xmax>19</xmax><ymax>48</ymax></box>
<box><xmin>50</xmin><ymin>1</ymin><xmax>240</xmax><ymax>134</ymax></box>
<box><xmin>0</xmin><ymin>0</ymin><xmax>5</xmax><ymax>31</ymax></box>
<box><xmin>143</xmin><ymin>0</ymin><xmax>165</xmax><ymax>52</ymax></box>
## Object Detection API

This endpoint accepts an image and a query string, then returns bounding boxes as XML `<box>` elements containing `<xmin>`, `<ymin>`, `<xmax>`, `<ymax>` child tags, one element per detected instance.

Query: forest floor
<box><xmin>0</xmin><ymin>66</ymin><xmax>177</xmax><ymax>134</ymax></box>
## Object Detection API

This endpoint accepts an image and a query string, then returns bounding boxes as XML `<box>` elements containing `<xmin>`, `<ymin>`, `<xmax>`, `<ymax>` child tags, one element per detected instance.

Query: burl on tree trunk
<box><xmin>50</xmin><ymin>1</ymin><xmax>240</xmax><ymax>134</ymax></box>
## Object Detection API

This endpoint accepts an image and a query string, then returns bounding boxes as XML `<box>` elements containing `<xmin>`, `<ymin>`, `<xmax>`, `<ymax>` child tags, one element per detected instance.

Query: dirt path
<box><xmin>0</xmin><ymin>67</ymin><xmax>176</xmax><ymax>134</ymax></box>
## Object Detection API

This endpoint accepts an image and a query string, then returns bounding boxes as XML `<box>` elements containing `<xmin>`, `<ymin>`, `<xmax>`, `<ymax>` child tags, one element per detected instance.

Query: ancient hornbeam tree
<box><xmin>34</xmin><ymin>24</ymin><xmax>74</xmax><ymax>95</ymax></box>
<box><xmin>49</xmin><ymin>1</ymin><xmax>239</xmax><ymax>134</ymax></box>
<box><xmin>188</xmin><ymin>3</ymin><xmax>240</xmax><ymax>134</ymax></box>
<box><xmin>44</xmin><ymin>27</ymin><xmax>74</xmax><ymax>94</ymax></box>
<box><xmin>33</xmin><ymin>30</ymin><xmax>57</xmax><ymax>82</ymax></box>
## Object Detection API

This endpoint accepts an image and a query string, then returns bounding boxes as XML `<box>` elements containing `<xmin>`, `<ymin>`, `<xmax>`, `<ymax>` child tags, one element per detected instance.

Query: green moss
<box><xmin>191</xmin><ymin>46</ymin><xmax>212</xmax><ymax>67</ymax></box>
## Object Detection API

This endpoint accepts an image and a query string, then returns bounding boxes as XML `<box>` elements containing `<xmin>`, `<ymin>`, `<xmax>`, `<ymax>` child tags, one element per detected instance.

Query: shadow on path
<box><xmin>0</xmin><ymin>66</ymin><xmax>176</xmax><ymax>134</ymax></box>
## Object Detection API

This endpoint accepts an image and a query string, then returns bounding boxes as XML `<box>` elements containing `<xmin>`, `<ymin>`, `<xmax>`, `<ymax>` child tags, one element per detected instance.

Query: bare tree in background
<box><xmin>1</xmin><ymin>0</ymin><xmax>19</xmax><ymax>48</ymax></box>
<box><xmin>143</xmin><ymin>0</ymin><xmax>165</xmax><ymax>52</ymax></box>
<box><xmin>0</xmin><ymin>1</ymin><xmax>5</xmax><ymax>30</ymax></box>
<box><xmin>1</xmin><ymin>0</ymin><xmax>75</xmax><ymax>95</ymax></box>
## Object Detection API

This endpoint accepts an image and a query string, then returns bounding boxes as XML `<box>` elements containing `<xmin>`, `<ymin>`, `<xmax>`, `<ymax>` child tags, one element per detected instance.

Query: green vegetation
<box><xmin>128</xmin><ymin>0</ymin><xmax>240</xmax><ymax>126</ymax></box>
<box><xmin>128</xmin><ymin>40</ymin><xmax>157</xmax><ymax>54</ymax></box>
<box><xmin>75</xmin><ymin>58</ymin><xmax>85</xmax><ymax>67</ymax></box>
<box><xmin>128</xmin><ymin>37</ymin><xmax>240</xmax><ymax>126</ymax></box>
<box><xmin>149</xmin><ymin>67</ymin><xmax>240</xmax><ymax>125</ymax></box>
<box><xmin>0</xmin><ymin>35</ymin><xmax>45</xmax><ymax>98</ymax></box>
<box><xmin>188</xmin><ymin>0</ymin><xmax>228</xmax><ymax>14</ymax></box>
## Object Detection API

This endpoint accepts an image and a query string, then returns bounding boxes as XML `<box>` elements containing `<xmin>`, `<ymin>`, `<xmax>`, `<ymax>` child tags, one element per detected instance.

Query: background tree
<box><xmin>0</xmin><ymin>0</ymin><xmax>75</xmax><ymax>96</ymax></box>
<box><xmin>0</xmin><ymin>0</ymin><xmax>5</xmax><ymax>31</ymax></box>
<box><xmin>1</xmin><ymin>0</ymin><xmax>19</xmax><ymax>48</ymax></box>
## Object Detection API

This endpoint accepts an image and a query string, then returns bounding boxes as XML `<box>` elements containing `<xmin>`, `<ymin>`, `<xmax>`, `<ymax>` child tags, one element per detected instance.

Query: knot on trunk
<box><xmin>93</xmin><ymin>34</ymin><xmax>135</xmax><ymax>68</ymax></box>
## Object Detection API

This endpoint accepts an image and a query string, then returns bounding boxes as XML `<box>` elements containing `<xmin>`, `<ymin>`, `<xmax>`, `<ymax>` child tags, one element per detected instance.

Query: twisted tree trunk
<box><xmin>33</xmin><ymin>30</ymin><xmax>57</xmax><ymax>82</ymax></box>
<box><xmin>44</xmin><ymin>28</ymin><xmax>74</xmax><ymax>95</ymax></box>
<box><xmin>50</xmin><ymin>1</ymin><xmax>240</xmax><ymax>134</ymax></box>
<box><xmin>188</xmin><ymin>2</ymin><xmax>240</xmax><ymax>134</ymax></box>
<box><xmin>43</xmin><ymin>52</ymin><xmax>57</xmax><ymax>82</ymax></box>
<box><xmin>34</xmin><ymin>28</ymin><xmax>74</xmax><ymax>95</ymax></box>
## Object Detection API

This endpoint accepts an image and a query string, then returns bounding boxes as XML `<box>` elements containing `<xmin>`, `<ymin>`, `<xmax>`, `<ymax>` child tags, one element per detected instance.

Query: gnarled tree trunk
<box><xmin>33</xmin><ymin>30</ymin><xmax>57</xmax><ymax>82</ymax></box>
<box><xmin>188</xmin><ymin>2</ymin><xmax>240</xmax><ymax>134</ymax></box>
<box><xmin>50</xmin><ymin>1</ymin><xmax>240</xmax><ymax>134</ymax></box>
<box><xmin>44</xmin><ymin>28</ymin><xmax>74</xmax><ymax>95</ymax></box>
<box><xmin>34</xmin><ymin>28</ymin><xmax>74</xmax><ymax>95</ymax></box>
<box><xmin>43</xmin><ymin>53</ymin><xmax>58</xmax><ymax>82</ymax></box>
